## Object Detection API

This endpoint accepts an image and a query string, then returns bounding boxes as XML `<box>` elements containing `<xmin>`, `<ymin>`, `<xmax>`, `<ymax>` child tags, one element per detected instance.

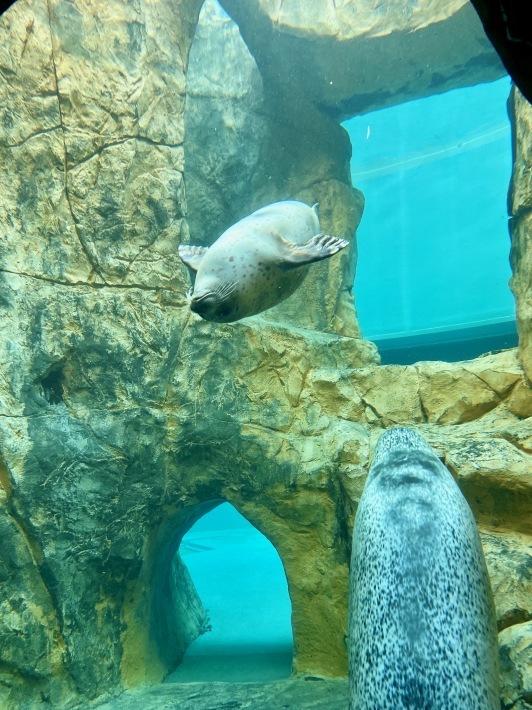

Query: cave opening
<box><xmin>344</xmin><ymin>75</ymin><xmax>518</xmax><ymax>364</ymax></box>
<box><xmin>166</xmin><ymin>502</ymin><xmax>293</xmax><ymax>683</ymax></box>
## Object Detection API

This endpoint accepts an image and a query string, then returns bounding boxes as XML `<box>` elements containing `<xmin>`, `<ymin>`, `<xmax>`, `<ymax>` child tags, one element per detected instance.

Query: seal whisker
<box><xmin>215</xmin><ymin>281</ymin><xmax>237</xmax><ymax>301</ymax></box>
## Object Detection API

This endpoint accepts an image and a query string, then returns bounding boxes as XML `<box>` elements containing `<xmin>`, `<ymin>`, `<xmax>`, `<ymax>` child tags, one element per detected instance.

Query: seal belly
<box><xmin>240</xmin><ymin>256</ymin><xmax>309</xmax><ymax>317</ymax></box>
<box><xmin>348</xmin><ymin>427</ymin><xmax>500</xmax><ymax>710</ymax></box>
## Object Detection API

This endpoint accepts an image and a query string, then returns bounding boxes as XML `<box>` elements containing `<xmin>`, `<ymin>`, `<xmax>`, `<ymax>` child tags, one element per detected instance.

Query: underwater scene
<box><xmin>0</xmin><ymin>0</ymin><xmax>531</xmax><ymax>709</ymax></box>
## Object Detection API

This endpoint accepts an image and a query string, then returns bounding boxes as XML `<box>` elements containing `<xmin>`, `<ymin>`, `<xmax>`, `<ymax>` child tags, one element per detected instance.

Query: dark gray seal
<box><xmin>348</xmin><ymin>427</ymin><xmax>499</xmax><ymax>710</ymax></box>
<box><xmin>178</xmin><ymin>200</ymin><xmax>348</xmax><ymax>322</ymax></box>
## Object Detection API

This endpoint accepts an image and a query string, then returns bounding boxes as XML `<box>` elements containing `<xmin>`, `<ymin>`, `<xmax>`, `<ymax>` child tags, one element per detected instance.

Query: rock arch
<box><xmin>165</xmin><ymin>501</ymin><xmax>293</xmax><ymax>681</ymax></box>
<box><xmin>118</xmin><ymin>422</ymin><xmax>355</xmax><ymax>687</ymax></box>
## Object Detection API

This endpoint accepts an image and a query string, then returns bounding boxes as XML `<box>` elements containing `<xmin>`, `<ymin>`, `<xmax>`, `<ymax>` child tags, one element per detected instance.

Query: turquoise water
<box><xmin>344</xmin><ymin>77</ymin><xmax>517</xmax><ymax>361</ymax></box>
<box><xmin>167</xmin><ymin>503</ymin><xmax>293</xmax><ymax>683</ymax></box>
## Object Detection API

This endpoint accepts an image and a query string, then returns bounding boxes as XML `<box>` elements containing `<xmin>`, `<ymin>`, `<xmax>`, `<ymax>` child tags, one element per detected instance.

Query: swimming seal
<box><xmin>178</xmin><ymin>200</ymin><xmax>348</xmax><ymax>322</ymax></box>
<box><xmin>348</xmin><ymin>427</ymin><xmax>499</xmax><ymax>710</ymax></box>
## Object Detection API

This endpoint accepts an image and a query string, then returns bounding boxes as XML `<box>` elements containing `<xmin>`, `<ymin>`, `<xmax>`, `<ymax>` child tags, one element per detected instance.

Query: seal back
<box><xmin>348</xmin><ymin>427</ymin><xmax>500</xmax><ymax>710</ymax></box>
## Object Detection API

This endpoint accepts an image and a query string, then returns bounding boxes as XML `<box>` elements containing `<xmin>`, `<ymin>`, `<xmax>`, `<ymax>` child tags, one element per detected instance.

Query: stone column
<box><xmin>509</xmin><ymin>87</ymin><xmax>532</xmax><ymax>384</ymax></box>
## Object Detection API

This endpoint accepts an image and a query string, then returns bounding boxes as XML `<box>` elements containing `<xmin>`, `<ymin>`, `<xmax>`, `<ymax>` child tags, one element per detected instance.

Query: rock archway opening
<box><xmin>166</xmin><ymin>502</ymin><xmax>293</xmax><ymax>683</ymax></box>
<box><xmin>345</xmin><ymin>75</ymin><xmax>518</xmax><ymax>364</ymax></box>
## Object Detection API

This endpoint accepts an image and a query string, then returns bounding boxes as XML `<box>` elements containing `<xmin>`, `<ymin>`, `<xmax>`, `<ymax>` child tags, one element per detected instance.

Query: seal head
<box><xmin>189</xmin><ymin>279</ymin><xmax>237</xmax><ymax>321</ymax></box>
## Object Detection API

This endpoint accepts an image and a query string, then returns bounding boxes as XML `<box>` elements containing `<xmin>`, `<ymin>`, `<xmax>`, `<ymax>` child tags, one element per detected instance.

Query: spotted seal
<box><xmin>178</xmin><ymin>200</ymin><xmax>348</xmax><ymax>322</ymax></box>
<box><xmin>348</xmin><ymin>427</ymin><xmax>499</xmax><ymax>710</ymax></box>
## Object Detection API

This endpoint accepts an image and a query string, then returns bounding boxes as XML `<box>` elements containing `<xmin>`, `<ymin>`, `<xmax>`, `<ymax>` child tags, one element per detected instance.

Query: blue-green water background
<box><xmin>168</xmin><ymin>503</ymin><xmax>293</xmax><ymax>683</ymax></box>
<box><xmin>348</xmin><ymin>76</ymin><xmax>514</xmax><ymax>340</ymax></box>
<box><xmin>169</xmin><ymin>77</ymin><xmax>516</xmax><ymax>683</ymax></box>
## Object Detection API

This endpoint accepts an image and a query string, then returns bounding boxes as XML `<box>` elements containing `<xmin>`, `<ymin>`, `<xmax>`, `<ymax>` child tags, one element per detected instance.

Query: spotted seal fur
<box><xmin>178</xmin><ymin>200</ymin><xmax>348</xmax><ymax>322</ymax></box>
<box><xmin>348</xmin><ymin>427</ymin><xmax>499</xmax><ymax>709</ymax></box>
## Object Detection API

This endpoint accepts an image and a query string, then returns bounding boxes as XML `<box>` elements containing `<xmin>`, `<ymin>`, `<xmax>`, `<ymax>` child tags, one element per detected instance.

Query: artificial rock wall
<box><xmin>0</xmin><ymin>0</ymin><xmax>205</xmax><ymax>706</ymax></box>
<box><xmin>0</xmin><ymin>1</ymin><xmax>530</xmax><ymax>709</ymax></box>
<box><xmin>218</xmin><ymin>0</ymin><xmax>506</xmax><ymax>118</ymax></box>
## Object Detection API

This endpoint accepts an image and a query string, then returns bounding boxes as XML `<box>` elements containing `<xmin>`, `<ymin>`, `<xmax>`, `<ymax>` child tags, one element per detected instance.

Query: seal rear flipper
<box><xmin>280</xmin><ymin>233</ymin><xmax>349</xmax><ymax>269</ymax></box>
<box><xmin>178</xmin><ymin>245</ymin><xmax>208</xmax><ymax>271</ymax></box>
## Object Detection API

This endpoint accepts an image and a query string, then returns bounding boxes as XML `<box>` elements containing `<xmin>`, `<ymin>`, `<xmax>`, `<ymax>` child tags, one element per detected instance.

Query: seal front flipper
<box><xmin>178</xmin><ymin>245</ymin><xmax>208</xmax><ymax>271</ymax></box>
<box><xmin>279</xmin><ymin>233</ymin><xmax>349</xmax><ymax>269</ymax></box>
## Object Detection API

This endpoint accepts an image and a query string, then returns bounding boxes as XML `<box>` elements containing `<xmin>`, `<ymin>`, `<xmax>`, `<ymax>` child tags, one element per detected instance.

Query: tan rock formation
<box><xmin>483</xmin><ymin>532</ymin><xmax>532</xmax><ymax>630</ymax></box>
<box><xmin>0</xmin><ymin>0</ymin><xmax>203</xmax><ymax>706</ymax></box>
<box><xmin>4</xmin><ymin>261</ymin><xmax>530</xmax><ymax>707</ymax></box>
<box><xmin>218</xmin><ymin>0</ymin><xmax>506</xmax><ymax>118</ymax></box>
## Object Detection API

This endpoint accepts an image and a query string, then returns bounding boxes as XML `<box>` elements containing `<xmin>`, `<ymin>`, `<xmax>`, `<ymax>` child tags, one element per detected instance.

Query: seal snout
<box><xmin>190</xmin><ymin>290</ymin><xmax>211</xmax><ymax>306</ymax></box>
<box><xmin>189</xmin><ymin>289</ymin><xmax>235</xmax><ymax>323</ymax></box>
<box><xmin>190</xmin><ymin>291</ymin><xmax>215</xmax><ymax>315</ymax></box>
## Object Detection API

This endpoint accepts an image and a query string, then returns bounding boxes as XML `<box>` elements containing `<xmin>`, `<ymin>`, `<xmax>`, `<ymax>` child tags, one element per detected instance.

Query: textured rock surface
<box><xmin>499</xmin><ymin>621</ymin><xmax>532</xmax><ymax>710</ymax></box>
<box><xmin>218</xmin><ymin>0</ymin><xmax>505</xmax><ymax>119</ymax></box>
<box><xmin>93</xmin><ymin>678</ymin><xmax>349</xmax><ymax>710</ymax></box>
<box><xmin>2</xmin><ymin>268</ymin><xmax>531</xmax><ymax>708</ymax></box>
<box><xmin>0</xmin><ymin>0</ymin><xmax>199</xmax><ymax>290</ymax></box>
<box><xmin>184</xmin><ymin>1</ymin><xmax>265</xmax><ymax>246</ymax></box>
<box><xmin>509</xmin><ymin>87</ymin><xmax>532</xmax><ymax>383</ymax></box>
<box><xmin>184</xmin><ymin>0</ymin><xmax>364</xmax><ymax>336</ymax></box>
<box><xmin>0</xmin><ymin>0</ymin><xmax>204</xmax><ymax>706</ymax></box>
<box><xmin>152</xmin><ymin>551</ymin><xmax>208</xmax><ymax>678</ymax></box>
<box><xmin>0</xmin><ymin>0</ymin><xmax>531</xmax><ymax>709</ymax></box>
<box><xmin>483</xmin><ymin>532</ymin><xmax>532</xmax><ymax>631</ymax></box>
